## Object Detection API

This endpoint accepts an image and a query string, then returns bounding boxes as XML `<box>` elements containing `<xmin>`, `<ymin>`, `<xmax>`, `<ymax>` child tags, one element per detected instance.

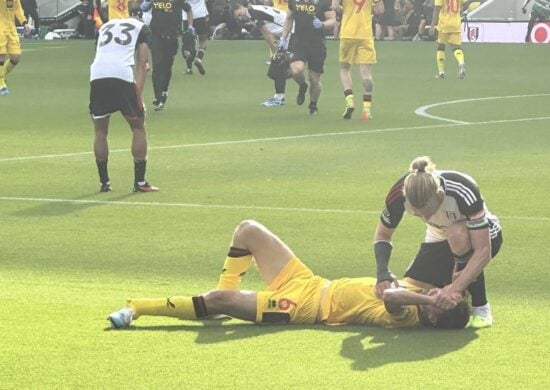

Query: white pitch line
<box><xmin>0</xmin><ymin>196</ymin><xmax>549</xmax><ymax>221</ymax></box>
<box><xmin>3</xmin><ymin>113</ymin><xmax>550</xmax><ymax>163</ymax></box>
<box><xmin>0</xmin><ymin>122</ymin><xmax>462</xmax><ymax>162</ymax></box>
<box><xmin>0</xmin><ymin>196</ymin><xmax>377</xmax><ymax>215</ymax></box>
<box><xmin>415</xmin><ymin>93</ymin><xmax>550</xmax><ymax>124</ymax></box>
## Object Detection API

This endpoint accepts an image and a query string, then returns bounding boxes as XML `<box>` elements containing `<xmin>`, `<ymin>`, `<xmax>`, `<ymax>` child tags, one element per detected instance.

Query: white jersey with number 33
<box><xmin>90</xmin><ymin>18</ymin><xmax>146</xmax><ymax>83</ymax></box>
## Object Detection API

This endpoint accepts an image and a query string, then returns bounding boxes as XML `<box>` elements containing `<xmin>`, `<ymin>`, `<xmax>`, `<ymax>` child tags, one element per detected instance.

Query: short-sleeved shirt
<box><xmin>380</xmin><ymin>170</ymin><xmax>501</xmax><ymax>243</ymax></box>
<box><xmin>0</xmin><ymin>0</ymin><xmax>26</xmax><ymax>33</ymax></box>
<box><xmin>107</xmin><ymin>0</ymin><xmax>130</xmax><ymax>20</ymax></box>
<box><xmin>248</xmin><ymin>5</ymin><xmax>286</xmax><ymax>36</ymax></box>
<box><xmin>256</xmin><ymin>257</ymin><xmax>419</xmax><ymax>328</ymax></box>
<box><xmin>320</xmin><ymin>277</ymin><xmax>420</xmax><ymax>327</ymax></box>
<box><xmin>90</xmin><ymin>18</ymin><xmax>151</xmax><ymax>82</ymax></box>
<box><xmin>434</xmin><ymin>0</ymin><xmax>465</xmax><ymax>33</ymax></box>
<box><xmin>288</xmin><ymin>0</ymin><xmax>331</xmax><ymax>45</ymax></box>
<box><xmin>339</xmin><ymin>0</ymin><xmax>374</xmax><ymax>39</ymax></box>
<box><xmin>149</xmin><ymin>0</ymin><xmax>191</xmax><ymax>36</ymax></box>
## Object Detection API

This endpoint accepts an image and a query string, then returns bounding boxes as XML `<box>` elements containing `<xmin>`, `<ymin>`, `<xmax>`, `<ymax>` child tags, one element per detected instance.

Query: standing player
<box><xmin>332</xmin><ymin>0</ymin><xmax>384</xmax><ymax>120</ymax></box>
<box><xmin>373</xmin><ymin>156</ymin><xmax>503</xmax><ymax>328</ymax></box>
<box><xmin>280</xmin><ymin>0</ymin><xmax>336</xmax><ymax>115</ymax></box>
<box><xmin>233</xmin><ymin>2</ymin><xmax>290</xmax><ymax>107</ymax></box>
<box><xmin>141</xmin><ymin>0</ymin><xmax>194</xmax><ymax>111</ymax></box>
<box><xmin>522</xmin><ymin>0</ymin><xmax>550</xmax><ymax>42</ymax></box>
<box><xmin>429</xmin><ymin>0</ymin><xmax>471</xmax><ymax>79</ymax></box>
<box><xmin>89</xmin><ymin>17</ymin><xmax>158</xmax><ymax>193</ymax></box>
<box><xmin>182</xmin><ymin>0</ymin><xmax>208</xmax><ymax>75</ymax></box>
<box><xmin>0</xmin><ymin>0</ymin><xmax>31</xmax><ymax>95</ymax></box>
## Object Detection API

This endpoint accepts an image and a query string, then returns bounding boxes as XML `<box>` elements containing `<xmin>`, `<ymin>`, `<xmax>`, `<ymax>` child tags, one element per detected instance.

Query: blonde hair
<box><xmin>403</xmin><ymin>156</ymin><xmax>439</xmax><ymax>208</ymax></box>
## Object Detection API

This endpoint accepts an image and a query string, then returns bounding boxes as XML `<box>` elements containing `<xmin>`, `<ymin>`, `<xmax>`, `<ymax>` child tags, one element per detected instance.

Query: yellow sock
<box><xmin>345</xmin><ymin>94</ymin><xmax>354</xmax><ymax>108</ymax></box>
<box><xmin>437</xmin><ymin>50</ymin><xmax>446</xmax><ymax>74</ymax></box>
<box><xmin>0</xmin><ymin>63</ymin><xmax>5</xmax><ymax>88</ymax></box>
<box><xmin>5</xmin><ymin>60</ymin><xmax>15</xmax><ymax>76</ymax></box>
<box><xmin>217</xmin><ymin>247</ymin><xmax>254</xmax><ymax>290</ymax></box>
<box><xmin>127</xmin><ymin>296</ymin><xmax>207</xmax><ymax>320</ymax></box>
<box><xmin>453</xmin><ymin>49</ymin><xmax>464</xmax><ymax>66</ymax></box>
<box><xmin>363</xmin><ymin>100</ymin><xmax>372</xmax><ymax>112</ymax></box>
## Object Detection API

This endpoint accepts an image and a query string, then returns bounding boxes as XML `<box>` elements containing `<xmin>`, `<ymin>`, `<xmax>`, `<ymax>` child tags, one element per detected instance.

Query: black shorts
<box><xmin>290</xmin><ymin>40</ymin><xmax>327</xmax><ymax>74</ymax></box>
<box><xmin>404</xmin><ymin>229</ymin><xmax>503</xmax><ymax>288</ymax></box>
<box><xmin>89</xmin><ymin>78</ymin><xmax>144</xmax><ymax>119</ymax></box>
<box><xmin>184</xmin><ymin>17</ymin><xmax>209</xmax><ymax>36</ymax></box>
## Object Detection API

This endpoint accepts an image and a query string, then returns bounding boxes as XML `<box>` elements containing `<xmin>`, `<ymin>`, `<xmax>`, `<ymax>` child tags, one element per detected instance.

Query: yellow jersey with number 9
<box><xmin>273</xmin><ymin>0</ymin><xmax>289</xmax><ymax>12</ymax></box>
<box><xmin>108</xmin><ymin>0</ymin><xmax>130</xmax><ymax>20</ymax></box>
<box><xmin>435</xmin><ymin>0</ymin><xmax>465</xmax><ymax>33</ymax></box>
<box><xmin>339</xmin><ymin>0</ymin><xmax>373</xmax><ymax>39</ymax></box>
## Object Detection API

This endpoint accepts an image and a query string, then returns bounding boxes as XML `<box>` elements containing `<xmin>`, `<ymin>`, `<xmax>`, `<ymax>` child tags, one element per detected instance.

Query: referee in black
<box><xmin>141</xmin><ymin>0</ymin><xmax>194</xmax><ymax>111</ymax></box>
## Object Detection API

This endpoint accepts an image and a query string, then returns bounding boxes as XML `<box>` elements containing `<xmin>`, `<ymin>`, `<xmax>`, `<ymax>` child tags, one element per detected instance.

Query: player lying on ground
<box><xmin>109</xmin><ymin>220</ymin><xmax>469</xmax><ymax>329</ymax></box>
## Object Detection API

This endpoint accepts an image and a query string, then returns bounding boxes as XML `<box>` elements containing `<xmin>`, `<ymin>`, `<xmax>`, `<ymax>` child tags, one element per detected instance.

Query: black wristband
<box><xmin>374</xmin><ymin>240</ymin><xmax>393</xmax><ymax>282</ymax></box>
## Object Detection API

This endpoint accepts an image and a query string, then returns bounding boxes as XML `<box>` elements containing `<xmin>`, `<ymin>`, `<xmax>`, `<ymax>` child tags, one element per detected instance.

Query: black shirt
<box><xmin>288</xmin><ymin>0</ymin><xmax>331</xmax><ymax>44</ymax></box>
<box><xmin>149</xmin><ymin>0</ymin><xmax>191</xmax><ymax>36</ymax></box>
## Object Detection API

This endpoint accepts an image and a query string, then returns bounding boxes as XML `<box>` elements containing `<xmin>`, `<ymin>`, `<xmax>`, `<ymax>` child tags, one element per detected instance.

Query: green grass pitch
<box><xmin>1</xmin><ymin>39</ymin><xmax>550</xmax><ymax>388</ymax></box>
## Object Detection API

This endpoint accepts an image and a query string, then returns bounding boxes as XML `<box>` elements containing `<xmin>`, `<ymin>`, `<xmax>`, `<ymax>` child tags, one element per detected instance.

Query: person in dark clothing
<box><xmin>21</xmin><ymin>0</ymin><xmax>39</xmax><ymax>33</ymax></box>
<box><xmin>279</xmin><ymin>0</ymin><xmax>336</xmax><ymax>115</ymax></box>
<box><xmin>141</xmin><ymin>0</ymin><xmax>194</xmax><ymax>111</ymax></box>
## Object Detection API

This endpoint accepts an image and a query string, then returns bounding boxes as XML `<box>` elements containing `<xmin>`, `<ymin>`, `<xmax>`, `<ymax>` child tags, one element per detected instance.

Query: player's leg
<box><xmin>450</xmin><ymin>38</ymin><xmax>465</xmax><ymax>79</ymax></box>
<box><xmin>306</xmin><ymin>44</ymin><xmax>326</xmax><ymax>115</ymax></box>
<box><xmin>435</xmin><ymin>33</ymin><xmax>446</xmax><ymax>78</ymax></box>
<box><xmin>194</xmin><ymin>33</ymin><xmax>207</xmax><ymax>75</ymax></box>
<box><xmin>218</xmin><ymin>220</ymin><xmax>295</xmax><ymax>289</ymax></box>
<box><xmin>124</xmin><ymin>93</ymin><xmax>158</xmax><ymax>193</ymax></box>
<box><xmin>127</xmin><ymin>117</ymin><xmax>156</xmax><ymax>192</ymax></box>
<box><xmin>340</xmin><ymin>62</ymin><xmax>354</xmax><ymax>118</ymax></box>
<box><xmin>0</xmin><ymin>51</ymin><xmax>7</xmax><ymax>92</ymax></box>
<box><xmin>181</xmin><ymin>21</ymin><xmax>195</xmax><ymax>74</ymax></box>
<box><xmin>159</xmin><ymin>37</ymin><xmax>178</xmax><ymax>106</ymax></box>
<box><xmin>5</xmin><ymin>53</ymin><xmax>22</xmax><ymax>76</ymax></box>
<box><xmin>290</xmin><ymin>59</ymin><xmax>308</xmax><ymax>105</ymax></box>
<box><xmin>359</xmin><ymin>63</ymin><xmax>374</xmax><ymax>120</ymax></box>
<box><xmin>109</xmin><ymin>290</ymin><xmax>258</xmax><ymax>328</ymax></box>
<box><xmin>150</xmin><ymin>34</ymin><xmax>165</xmax><ymax>108</ymax></box>
<box><xmin>339</xmin><ymin>39</ymin><xmax>355</xmax><ymax>119</ymax></box>
<box><xmin>357</xmin><ymin>39</ymin><xmax>376</xmax><ymax>120</ymax></box>
<box><xmin>307</xmin><ymin>70</ymin><xmax>321</xmax><ymax>115</ymax></box>
<box><xmin>93</xmin><ymin>116</ymin><xmax>111</xmax><ymax>192</ymax></box>
<box><xmin>192</xmin><ymin>17</ymin><xmax>207</xmax><ymax>75</ymax></box>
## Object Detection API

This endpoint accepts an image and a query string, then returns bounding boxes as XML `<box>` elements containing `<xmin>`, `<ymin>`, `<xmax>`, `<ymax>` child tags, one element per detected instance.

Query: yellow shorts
<box><xmin>339</xmin><ymin>38</ymin><xmax>376</xmax><ymax>64</ymax></box>
<box><xmin>256</xmin><ymin>257</ymin><xmax>328</xmax><ymax>324</ymax></box>
<box><xmin>437</xmin><ymin>31</ymin><xmax>462</xmax><ymax>46</ymax></box>
<box><xmin>0</xmin><ymin>31</ymin><xmax>22</xmax><ymax>55</ymax></box>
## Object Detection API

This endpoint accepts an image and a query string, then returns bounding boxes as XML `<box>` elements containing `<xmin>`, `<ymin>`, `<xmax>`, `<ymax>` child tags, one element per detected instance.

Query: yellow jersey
<box><xmin>0</xmin><ymin>0</ymin><xmax>26</xmax><ymax>33</ymax></box>
<box><xmin>339</xmin><ymin>0</ymin><xmax>373</xmax><ymax>39</ymax></box>
<box><xmin>108</xmin><ymin>0</ymin><xmax>130</xmax><ymax>20</ymax></box>
<box><xmin>273</xmin><ymin>0</ymin><xmax>289</xmax><ymax>12</ymax></box>
<box><xmin>435</xmin><ymin>0</ymin><xmax>465</xmax><ymax>33</ymax></box>
<box><xmin>320</xmin><ymin>277</ymin><xmax>420</xmax><ymax>328</ymax></box>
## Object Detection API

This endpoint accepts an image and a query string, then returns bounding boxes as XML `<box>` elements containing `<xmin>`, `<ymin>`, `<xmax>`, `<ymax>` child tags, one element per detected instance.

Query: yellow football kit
<box><xmin>0</xmin><ymin>0</ymin><xmax>26</xmax><ymax>55</ymax></box>
<box><xmin>435</xmin><ymin>0</ymin><xmax>465</xmax><ymax>45</ymax></box>
<box><xmin>256</xmin><ymin>257</ymin><xmax>420</xmax><ymax>327</ymax></box>
<box><xmin>319</xmin><ymin>277</ymin><xmax>420</xmax><ymax>328</ymax></box>
<box><xmin>273</xmin><ymin>0</ymin><xmax>289</xmax><ymax>12</ymax></box>
<box><xmin>108</xmin><ymin>0</ymin><xmax>130</xmax><ymax>20</ymax></box>
<box><xmin>338</xmin><ymin>0</ymin><xmax>376</xmax><ymax>64</ymax></box>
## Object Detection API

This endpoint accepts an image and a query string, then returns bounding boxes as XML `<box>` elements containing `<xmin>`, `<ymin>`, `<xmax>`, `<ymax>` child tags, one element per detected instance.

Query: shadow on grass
<box><xmin>106</xmin><ymin>321</ymin><xmax>478</xmax><ymax>371</ymax></box>
<box><xmin>11</xmin><ymin>192</ymin><xmax>135</xmax><ymax>217</ymax></box>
